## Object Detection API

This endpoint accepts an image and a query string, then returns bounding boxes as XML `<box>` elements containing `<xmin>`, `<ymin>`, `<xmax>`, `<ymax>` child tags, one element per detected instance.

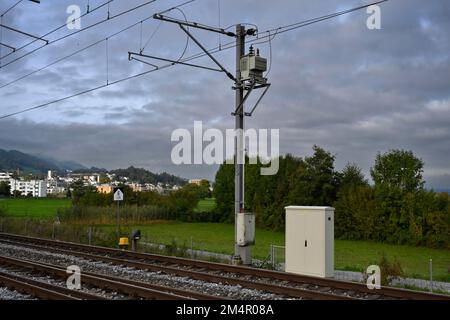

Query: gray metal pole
<box><xmin>116</xmin><ymin>201</ymin><xmax>120</xmax><ymax>247</ymax></box>
<box><xmin>429</xmin><ymin>258</ymin><xmax>433</xmax><ymax>293</ymax></box>
<box><xmin>233</xmin><ymin>25</ymin><xmax>251</xmax><ymax>265</ymax></box>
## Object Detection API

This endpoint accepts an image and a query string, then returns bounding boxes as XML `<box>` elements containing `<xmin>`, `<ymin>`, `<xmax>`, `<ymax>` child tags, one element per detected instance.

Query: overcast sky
<box><xmin>0</xmin><ymin>0</ymin><xmax>449</xmax><ymax>188</ymax></box>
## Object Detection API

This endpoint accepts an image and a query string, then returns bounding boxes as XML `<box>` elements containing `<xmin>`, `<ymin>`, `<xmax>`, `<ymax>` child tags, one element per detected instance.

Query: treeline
<box><xmin>110</xmin><ymin>166</ymin><xmax>187</xmax><ymax>186</ymax></box>
<box><xmin>62</xmin><ymin>180</ymin><xmax>216</xmax><ymax>223</ymax></box>
<box><xmin>214</xmin><ymin>146</ymin><xmax>449</xmax><ymax>248</ymax></box>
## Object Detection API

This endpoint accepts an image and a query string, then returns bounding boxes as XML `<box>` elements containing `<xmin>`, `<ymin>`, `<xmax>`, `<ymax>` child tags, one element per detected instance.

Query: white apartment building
<box><xmin>9</xmin><ymin>179</ymin><xmax>47</xmax><ymax>198</ymax></box>
<box><xmin>0</xmin><ymin>172</ymin><xmax>12</xmax><ymax>183</ymax></box>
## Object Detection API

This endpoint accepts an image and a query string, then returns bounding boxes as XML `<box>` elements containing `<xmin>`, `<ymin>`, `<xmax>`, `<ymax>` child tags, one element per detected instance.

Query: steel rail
<box><xmin>0</xmin><ymin>254</ymin><xmax>198</xmax><ymax>300</ymax></box>
<box><xmin>0</xmin><ymin>254</ymin><xmax>225</xmax><ymax>300</ymax></box>
<box><xmin>0</xmin><ymin>271</ymin><xmax>81</xmax><ymax>300</ymax></box>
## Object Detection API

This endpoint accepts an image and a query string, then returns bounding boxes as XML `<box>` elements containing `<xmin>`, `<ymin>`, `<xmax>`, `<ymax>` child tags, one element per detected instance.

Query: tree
<box><xmin>371</xmin><ymin>150</ymin><xmax>425</xmax><ymax>193</ymax></box>
<box><xmin>338</xmin><ymin>163</ymin><xmax>368</xmax><ymax>190</ymax></box>
<box><xmin>334</xmin><ymin>164</ymin><xmax>371</xmax><ymax>239</ymax></box>
<box><xmin>371</xmin><ymin>150</ymin><xmax>427</xmax><ymax>244</ymax></box>
<box><xmin>213</xmin><ymin>162</ymin><xmax>234</xmax><ymax>222</ymax></box>
<box><xmin>287</xmin><ymin>145</ymin><xmax>339</xmax><ymax>206</ymax></box>
<box><xmin>99</xmin><ymin>174</ymin><xmax>111</xmax><ymax>184</ymax></box>
<box><xmin>214</xmin><ymin>147</ymin><xmax>339</xmax><ymax>230</ymax></box>
<box><xmin>198</xmin><ymin>180</ymin><xmax>212</xmax><ymax>199</ymax></box>
<box><xmin>12</xmin><ymin>190</ymin><xmax>21</xmax><ymax>198</ymax></box>
<box><xmin>69</xmin><ymin>179</ymin><xmax>97</xmax><ymax>204</ymax></box>
<box><xmin>0</xmin><ymin>181</ymin><xmax>10</xmax><ymax>197</ymax></box>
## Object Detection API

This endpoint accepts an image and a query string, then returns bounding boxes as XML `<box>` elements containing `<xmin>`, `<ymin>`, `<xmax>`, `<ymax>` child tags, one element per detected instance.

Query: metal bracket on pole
<box><xmin>232</xmin><ymin>80</ymin><xmax>256</xmax><ymax>116</ymax></box>
<box><xmin>128</xmin><ymin>51</ymin><xmax>223</xmax><ymax>73</ymax></box>
<box><xmin>232</xmin><ymin>81</ymin><xmax>271</xmax><ymax>117</ymax></box>
<box><xmin>178</xmin><ymin>25</ymin><xmax>236</xmax><ymax>81</ymax></box>
<box><xmin>153</xmin><ymin>14</ymin><xmax>236</xmax><ymax>37</ymax></box>
<box><xmin>0</xmin><ymin>42</ymin><xmax>15</xmax><ymax>52</ymax></box>
<box><xmin>245</xmin><ymin>83</ymin><xmax>271</xmax><ymax>117</ymax></box>
<box><xmin>129</xmin><ymin>56</ymin><xmax>159</xmax><ymax>70</ymax></box>
<box><xmin>0</xmin><ymin>24</ymin><xmax>48</xmax><ymax>44</ymax></box>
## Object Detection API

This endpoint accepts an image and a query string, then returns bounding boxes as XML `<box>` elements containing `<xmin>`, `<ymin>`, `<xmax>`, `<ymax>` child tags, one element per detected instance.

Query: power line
<box><xmin>0</xmin><ymin>0</ymin><xmax>200</xmax><ymax>89</ymax></box>
<box><xmin>0</xmin><ymin>0</ymin><xmax>112</xmax><ymax>63</ymax></box>
<box><xmin>0</xmin><ymin>0</ymin><xmax>161</xmax><ymax>69</ymax></box>
<box><xmin>0</xmin><ymin>16</ymin><xmax>154</xmax><ymax>89</ymax></box>
<box><xmin>0</xmin><ymin>0</ymin><xmax>23</xmax><ymax>17</ymax></box>
<box><xmin>255</xmin><ymin>0</ymin><xmax>388</xmax><ymax>42</ymax></box>
<box><xmin>156</xmin><ymin>0</ymin><xmax>198</xmax><ymax>15</ymax></box>
<box><xmin>0</xmin><ymin>0</ymin><xmax>387</xmax><ymax>120</ymax></box>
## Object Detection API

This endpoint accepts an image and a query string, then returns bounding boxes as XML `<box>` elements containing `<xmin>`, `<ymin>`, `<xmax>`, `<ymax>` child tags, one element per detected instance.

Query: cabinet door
<box><xmin>304</xmin><ymin>212</ymin><xmax>323</xmax><ymax>276</ymax></box>
<box><xmin>298</xmin><ymin>213</ymin><xmax>306</xmax><ymax>271</ymax></box>
<box><xmin>286</xmin><ymin>211</ymin><xmax>306</xmax><ymax>273</ymax></box>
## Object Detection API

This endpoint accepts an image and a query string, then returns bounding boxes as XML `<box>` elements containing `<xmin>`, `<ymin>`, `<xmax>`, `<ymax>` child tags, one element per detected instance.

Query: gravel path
<box><xmin>334</xmin><ymin>270</ymin><xmax>450</xmax><ymax>294</ymax></box>
<box><xmin>0</xmin><ymin>287</ymin><xmax>35</xmax><ymax>300</ymax></box>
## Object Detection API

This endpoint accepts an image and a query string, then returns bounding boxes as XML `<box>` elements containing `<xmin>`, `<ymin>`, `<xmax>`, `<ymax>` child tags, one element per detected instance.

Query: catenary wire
<box><xmin>0</xmin><ymin>0</ymin><xmax>23</xmax><ymax>17</ymax></box>
<box><xmin>0</xmin><ymin>0</ymin><xmax>113</xmax><ymax>62</ymax></box>
<box><xmin>0</xmin><ymin>0</ymin><xmax>386</xmax><ymax>120</ymax></box>
<box><xmin>0</xmin><ymin>0</ymin><xmax>164</xmax><ymax>68</ymax></box>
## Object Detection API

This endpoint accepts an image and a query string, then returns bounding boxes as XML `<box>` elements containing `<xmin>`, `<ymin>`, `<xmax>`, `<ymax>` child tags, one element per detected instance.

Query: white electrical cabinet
<box><xmin>285</xmin><ymin>206</ymin><xmax>334</xmax><ymax>278</ymax></box>
<box><xmin>237</xmin><ymin>213</ymin><xmax>255</xmax><ymax>247</ymax></box>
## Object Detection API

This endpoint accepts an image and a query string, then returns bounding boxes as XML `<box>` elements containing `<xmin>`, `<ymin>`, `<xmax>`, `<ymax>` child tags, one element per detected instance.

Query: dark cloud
<box><xmin>0</xmin><ymin>0</ymin><xmax>449</xmax><ymax>186</ymax></box>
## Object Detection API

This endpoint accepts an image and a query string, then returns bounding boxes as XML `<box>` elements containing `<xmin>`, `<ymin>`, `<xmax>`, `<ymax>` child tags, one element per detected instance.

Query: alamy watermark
<box><xmin>66</xmin><ymin>265</ymin><xmax>81</xmax><ymax>290</ymax></box>
<box><xmin>66</xmin><ymin>5</ymin><xmax>81</xmax><ymax>30</ymax></box>
<box><xmin>366</xmin><ymin>265</ymin><xmax>381</xmax><ymax>289</ymax></box>
<box><xmin>171</xmin><ymin>121</ymin><xmax>280</xmax><ymax>176</ymax></box>
<box><xmin>366</xmin><ymin>5</ymin><xmax>382</xmax><ymax>30</ymax></box>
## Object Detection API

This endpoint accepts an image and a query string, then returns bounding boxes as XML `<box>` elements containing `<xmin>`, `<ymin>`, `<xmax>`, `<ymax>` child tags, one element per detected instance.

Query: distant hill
<box><xmin>111</xmin><ymin>166</ymin><xmax>187</xmax><ymax>186</ymax></box>
<box><xmin>0</xmin><ymin>150</ymin><xmax>187</xmax><ymax>185</ymax></box>
<box><xmin>0</xmin><ymin>149</ymin><xmax>87</xmax><ymax>174</ymax></box>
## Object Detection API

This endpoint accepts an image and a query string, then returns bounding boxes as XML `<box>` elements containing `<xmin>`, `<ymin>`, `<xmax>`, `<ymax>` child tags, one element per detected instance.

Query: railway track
<box><xmin>0</xmin><ymin>253</ymin><xmax>223</xmax><ymax>300</ymax></box>
<box><xmin>0</xmin><ymin>233</ymin><xmax>448</xmax><ymax>300</ymax></box>
<box><xmin>0</xmin><ymin>269</ymin><xmax>99</xmax><ymax>300</ymax></box>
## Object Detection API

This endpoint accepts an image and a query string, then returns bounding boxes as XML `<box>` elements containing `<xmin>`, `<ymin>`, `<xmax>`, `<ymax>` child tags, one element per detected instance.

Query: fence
<box><xmin>269</xmin><ymin>244</ymin><xmax>285</xmax><ymax>271</ymax></box>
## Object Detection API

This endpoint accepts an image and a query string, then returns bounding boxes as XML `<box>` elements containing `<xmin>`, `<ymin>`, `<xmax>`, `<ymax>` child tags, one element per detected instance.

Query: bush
<box><xmin>378</xmin><ymin>254</ymin><xmax>404</xmax><ymax>286</ymax></box>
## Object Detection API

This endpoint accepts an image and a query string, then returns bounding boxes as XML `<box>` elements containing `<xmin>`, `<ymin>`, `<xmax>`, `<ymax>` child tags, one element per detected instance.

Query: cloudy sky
<box><xmin>0</xmin><ymin>0</ymin><xmax>449</xmax><ymax>188</ymax></box>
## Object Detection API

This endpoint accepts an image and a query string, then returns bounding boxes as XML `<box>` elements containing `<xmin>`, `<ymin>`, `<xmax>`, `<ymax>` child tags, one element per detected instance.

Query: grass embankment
<box><xmin>194</xmin><ymin>198</ymin><xmax>216</xmax><ymax>213</ymax></box>
<box><xmin>0</xmin><ymin>198</ymin><xmax>71</xmax><ymax>219</ymax></box>
<box><xmin>115</xmin><ymin>221</ymin><xmax>450</xmax><ymax>282</ymax></box>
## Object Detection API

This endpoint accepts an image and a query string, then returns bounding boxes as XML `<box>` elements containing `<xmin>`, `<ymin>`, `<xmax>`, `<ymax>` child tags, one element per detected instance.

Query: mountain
<box><xmin>0</xmin><ymin>149</ymin><xmax>87</xmax><ymax>173</ymax></box>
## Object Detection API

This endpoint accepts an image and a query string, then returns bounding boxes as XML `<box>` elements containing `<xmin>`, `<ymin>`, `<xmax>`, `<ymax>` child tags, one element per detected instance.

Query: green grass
<box><xmin>0</xmin><ymin>198</ymin><xmax>71</xmax><ymax>219</ymax></box>
<box><xmin>194</xmin><ymin>198</ymin><xmax>216</xmax><ymax>213</ymax></box>
<box><xmin>115</xmin><ymin>221</ymin><xmax>449</xmax><ymax>282</ymax></box>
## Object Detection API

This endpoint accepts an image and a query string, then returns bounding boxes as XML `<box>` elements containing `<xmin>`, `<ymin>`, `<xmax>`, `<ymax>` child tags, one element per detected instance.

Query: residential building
<box><xmin>188</xmin><ymin>179</ymin><xmax>205</xmax><ymax>186</ymax></box>
<box><xmin>97</xmin><ymin>185</ymin><xmax>114</xmax><ymax>194</ymax></box>
<box><xmin>10</xmin><ymin>179</ymin><xmax>47</xmax><ymax>198</ymax></box>
<box><xmin>0</xmin><ymin>172</ymin><xmax>12</xmax><ymax>183</ymax></box>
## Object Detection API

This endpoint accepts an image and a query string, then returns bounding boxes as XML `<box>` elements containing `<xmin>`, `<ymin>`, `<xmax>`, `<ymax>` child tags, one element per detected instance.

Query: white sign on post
<box><xmin>114</xmin><ymin>188</ymin><xmax>124</xmax><ymax>201</ymax></box>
